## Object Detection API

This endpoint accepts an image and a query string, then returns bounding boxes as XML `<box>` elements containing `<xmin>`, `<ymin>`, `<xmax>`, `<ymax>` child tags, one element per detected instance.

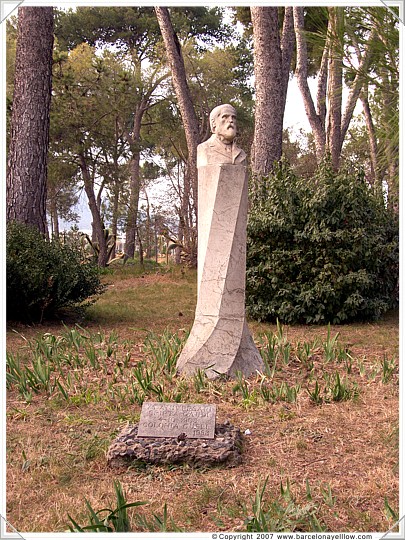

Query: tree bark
<box><xmin>125</xmin><ymin>151</ymin><xmax>141</xmax><ymax>258</ymax></box>
<box><xmin>7</xmin><ymin>7</ymin><xmax>54</xmax><ymax>236</ymax></box>
<box><xmin>316</xmin><ymin>46</ymin><xmax>328</xmax><ymax>131</ymax></box>
<box><xmin>110</xmin><ymin>178</ymin><xmax>120</xmax><ymax>260</ymax></box>
<box><xmin>325</xmin><ymin>8</ymin><xmax>343</xmax><ymax>170</ymax></box>
<box><xmin>79</xmin><ymin>152</ymin><xmax>108</xmax><ymax>267</ymax></box>
<box><xmin>123</xmin><ymin>98</ymin><xmax>147</xmax><ymax>259</ymax></box>
<box><xmin>49</xmin><ymin>193</ymin><xmax>59</xmax><ymax>239</ymax></box>
<box><xmin>380</xmin><ymin>67</ymin><xmax>398</xmax><ymax>209</ymax></box>
<box><xmin>251</xmin><ymin>7</ymin><xmax>294</xmax><ymax>177</ymax></box>
<box><xmin>293</xmin><ymin>6</ymin><xmax>326</xmax><ymax>162</ymax></box>
<box><xmin>155</xmin><ymin>7</ymin><xmax>200</xmax><ymax>265</ymax></box>
<box><xmin>340</xmin><ymin>30</ymin><xmax>376</xmax><ymax>144</ymax></box>
<box><xmin>143</xmin><ymin>188</ymin><xmax>152</xmax><ymax>259</ymax></box>
<box><xmin>360</xmin><ymin>91</ymin><xmax>379</xmax><ymax>187</ymax></box>
<box><xmin>137</xmin><ymin>226</ymin><xmax>144</xmax><ymax>266</ymax></box>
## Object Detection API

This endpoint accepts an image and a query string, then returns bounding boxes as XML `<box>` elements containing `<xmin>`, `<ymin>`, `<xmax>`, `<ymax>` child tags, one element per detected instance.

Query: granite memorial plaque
<box><xmin>137</xmin><ymin>402</ymin><xmax>216</xmax><ymax>439</ymax></box>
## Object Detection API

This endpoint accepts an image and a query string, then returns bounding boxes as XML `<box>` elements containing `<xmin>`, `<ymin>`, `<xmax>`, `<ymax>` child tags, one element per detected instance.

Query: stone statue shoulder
<box><xmin>197</xmin><ymin>135</ymin><xmax>246</xmax><ymax>168</ymax></box>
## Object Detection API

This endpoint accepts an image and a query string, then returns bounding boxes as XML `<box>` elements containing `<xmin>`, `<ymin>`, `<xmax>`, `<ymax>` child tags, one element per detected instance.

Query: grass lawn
<box><xmin>6</xmin><ymin>265</ymin><xmax>399</xmax><ymax>533</ymax></box>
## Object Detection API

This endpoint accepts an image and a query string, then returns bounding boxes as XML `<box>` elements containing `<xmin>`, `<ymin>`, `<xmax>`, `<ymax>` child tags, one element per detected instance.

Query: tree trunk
<box><xmin>79</xmin><ymin>152</ymin><xmax>108</xmax><ymax>267</ymax></box>
<box><xmin>293</xmin><ymin>6</ymin><xmax>326</xmax><ymax>162</ymax></box>
<box><xmin>349</xmin><ymin>29</ymin><xmax>379</xmax><ymax>188</ymax></box>
<box><xmin>294</xmin><ymin>7</ymin><xmax>372</xmax><ymax>170</ymax></box>
<box><xmin>124</xmin><ymin>103</ymin><xmax>144</xmax><ymax>259</ymax></box>
<box><xmin>325</xmin><ymin>11</ymin><xmax>343</xmax><ymax>170</ymax></box>
<box><xmin>137</xmin><ymin>227</ymin><xmax>144</xmax><ymax>266</ymax></box>
<box><xmin>110</xmin><ymin>179</ymin><xmax>120</xmax><ymax>260</ymax></box>
<box><xmin>316</xmin><ymin>46</ymin><xmax>328</xmax><ymax>131</ymax></box>
<box><xmin>155</xmin><ymin>7</ymin><xmax>200</xmax><ymax>167</ymax></box>
<box><xmin>49</xmin><ymin>195</ymin><xmax>59</xmax><ymax>239</ymax></box>
<box><xmin>251</xmin><ymin>7</ymin><xmax>294</xmax><ymax>177</ymax></box>
<box><xmin>125</xmin><ymin>152</ymin><xmax>141</xmax><ymax>258</ymax></box>
<box><xmin>155</xmin><ymin>7</ymin><xmax>200</xmax><ymax>266</ymax></box>
<box><xmin>6</xmin><ymin>7</ymin><xmax>54</xmax><ymax>236</ymax></box>
<box><xmin>143</xmin><ymin>188</ymin><xmax>152</xmax><ymax>259</ymax></box>
<box><xmin>360</xmin><ymin>90</ymin><xmax>379</xmax><ymax>187</ymax></box>
<box><xmin>381</xmin><ymin>67</ymin><xmax>398</xmax><ymax>210</ymax></box>
<box><xmin>340</xmin><ymin>31</ymin><xmax>376</xmax><ymax>146</ymax></box>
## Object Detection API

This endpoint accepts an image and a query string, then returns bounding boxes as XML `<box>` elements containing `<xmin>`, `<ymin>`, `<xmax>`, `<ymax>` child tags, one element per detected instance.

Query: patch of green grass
<box><xmin>84</xmin><ymin>265</ymin><xmax>197</xmax><ymax>325</ymax></box>
<box><xmin>67</xmin><ymin>480</ymin><xmax>148</xmax><ymax>532</ymax></box>
<box><xmin>135</xmin><ymin>503</ymin><xmax>184</xmax><ymax>532</ymax></box>
<box><xmin>85</xmin><ymin>281</ymin><xmax>196</xmax><ymax>325</ymax></box>
<box><xmin>380</xmin><ymin>354</ymin><xmax>397</xmax><ymax>383</ymax></box>
<box><xmin>307</xmin><ymin>372</ymin><xmax>359</xmax><ymax>404</ymax></box>
<box><xmin>80</xmin><ymin>434</ymin><xmax>111</xmax><ymax>461</ymax></box>
<box><xmin>243</xmin><ymin>477</ymin><xmax>326</xmax><ymax>532</ymax></box>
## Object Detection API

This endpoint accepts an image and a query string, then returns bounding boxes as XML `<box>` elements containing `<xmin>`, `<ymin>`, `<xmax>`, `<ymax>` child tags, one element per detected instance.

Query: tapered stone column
<box><xmin>177</xmin><ymin>163</ymin><xmax>264</xmax><ymax>379</ymax></box>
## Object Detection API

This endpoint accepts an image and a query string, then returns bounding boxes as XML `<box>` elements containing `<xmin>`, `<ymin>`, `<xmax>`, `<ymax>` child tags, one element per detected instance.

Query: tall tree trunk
<box><xmin>49</xmin><ymin>195</ymin><xmax>59</xmax><ymax>239</ymax></box>
<box><xmin>360</xmin><ymin>90</ymin><xmax>379</xmax><ymax>187</ymax></box>
<box><xmin>79</xmin><ymin>152</ymin><xmax>108</xmax><ymax>267</ymax></box>
<box><xmin>125</xmin><ymin>152</ymin><xmax>141</xmax><ymax>258</ymax></box>
<box><xmin>179</xmin><ymin>165</ymin><xmax>191</xmax><ymax>262</ymax></box>
<box><xmin>293</xmin><ymin>6</ymin><xmax>326</xmax><ymax>162</ymax></box>
<box><xmin>137</xmin><ymin>227</ymin><xmax>144</xmax><ymax>266</ymax></box>
<box><xmin>155</xmin><ymin>6</ymin><xmax>200</xmax><ymax>266</ymax></box>
<box><xmin>124</xmin><ymin>104</ymin><xmax>144</xmax><ymax>258</ymax></box>
<box><xmin>348</xmin><ymin>28</ymin><xmax>379</xmax><ymax>187</ymax></box>
<box><xmin>110</xmin><ymin>179</ymin><xmax>120</xmax><ymax>260</ymax></box>
<box><xmin>251</xmin><ymin>7</ymin><xmax>294</xmax><ymax>177</ymax></box>
<box><xmin>381</xmin><ymin>67</ymin><xmax>398</xmax><ymax>210</ymax></box>
<box><xmin>294</xmin><ymin>7</ymin><xmax>374</xmax><ymax>170</ymax></box>
<box><xmin>143</xmin><ymin>188</ymin><xmax>152</xmax><ymax>259</ymax></box>
<box><xmin>7</xmin><ymin>7</ymin><xmax>54</xmax><ymax>236</ymax></box>
<box><xmin>325</xmin><ymin>8</ymin><xmax>343</xmax><ymax>170</ymax></box>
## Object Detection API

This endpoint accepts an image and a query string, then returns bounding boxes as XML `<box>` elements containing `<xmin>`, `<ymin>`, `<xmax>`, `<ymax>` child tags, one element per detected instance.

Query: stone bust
<box><xmin>197</xmin><ymin>104</ymin><xmax>247</xmax><ymax>168</ymax></box>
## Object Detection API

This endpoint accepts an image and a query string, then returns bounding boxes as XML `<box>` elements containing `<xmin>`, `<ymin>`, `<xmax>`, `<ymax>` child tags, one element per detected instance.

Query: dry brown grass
<box><xmin>6</xmin><ymin>268</ymin><xmax>399</xmax><ymax>533</ymax></box>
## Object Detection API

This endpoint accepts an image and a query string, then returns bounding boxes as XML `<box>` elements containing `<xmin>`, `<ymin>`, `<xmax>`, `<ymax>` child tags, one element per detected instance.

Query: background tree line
<box><xmin>6</xmin><ymin>6</ymin><xmax>399</xmax><ymax>323</ymax></box>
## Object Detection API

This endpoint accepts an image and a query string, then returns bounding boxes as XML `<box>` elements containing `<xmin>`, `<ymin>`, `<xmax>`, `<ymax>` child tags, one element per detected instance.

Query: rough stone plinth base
<box><xmin>107</xmin><ymin>421</ymin><xmax>243</xmax><ymax>468</ymax></box>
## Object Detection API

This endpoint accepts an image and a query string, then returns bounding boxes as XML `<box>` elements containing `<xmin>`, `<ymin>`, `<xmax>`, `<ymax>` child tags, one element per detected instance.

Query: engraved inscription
<box><xmin>137</xmin><ymin>402</ymin><xmax>216</xmax><ymax>439</ymax></box>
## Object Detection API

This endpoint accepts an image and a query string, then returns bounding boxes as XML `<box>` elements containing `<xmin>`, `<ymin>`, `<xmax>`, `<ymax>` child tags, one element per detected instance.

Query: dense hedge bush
<box><xmin>7</xmin><ymin>222</ymin><xmax>105</xmax><ymax>322</ymax></box>
<box><xmin>246</xmin><ymin>160</ymin><xmax>399</xmax><ymax>324</ymax></box>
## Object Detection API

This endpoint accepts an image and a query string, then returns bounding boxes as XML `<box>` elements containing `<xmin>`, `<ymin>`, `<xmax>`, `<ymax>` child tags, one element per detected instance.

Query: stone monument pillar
<box><xmin>177</xmin><ymin>104</ymin><xmax>264</xmax><ymax>379</ymax></box>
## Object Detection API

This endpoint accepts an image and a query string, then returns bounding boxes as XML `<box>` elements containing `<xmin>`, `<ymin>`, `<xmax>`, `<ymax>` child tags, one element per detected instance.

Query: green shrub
<box><xmin>246</xmin><ymin>160</ymin><xmax>398</xmax><ymax>324</ymax></box>
<box><xmin>7</xmin><ymin>222</ymin><xmax>105</xmax><ymax>322</ymax></box>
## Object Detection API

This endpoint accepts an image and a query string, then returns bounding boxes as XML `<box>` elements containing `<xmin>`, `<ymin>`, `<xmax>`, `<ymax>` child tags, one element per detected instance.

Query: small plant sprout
<box><xmin>381</xmin><ymin>354</ymin><xmax>396</xmax><ymax>383</ymax></box>
<box><xmin>135</xmin><ymin>503</ymin><xmax>183</xmax><ymax>532</ymax></box>
<box><xmin>320</xmin><ymin>483</ymin><xmax>336</xmax><ymax>507</ymax></box>
<box><xmin>193</xmin><ymin>368</ymin><xmax>209</xmax><ymax>393</ymax></box>
<box><xmin>67</xmin><ymin>480</ymin><xmax>147</xmax><ymax>532</ymax></box>
<box><xmin>143</xmin><ymin>329</ymin><xmax>185</xmax><ymax>379</ymax></box>
<box><xmin>258</xmin><ymin>330</ymin><xmax>278</xmax><ymax>377</ymax></box>
<box><xmin>323</xmin><ymin>324</ymin><xmax>340</xmax><ymax>363</ymax></box>
<box><xmin>307</xmin><ymin>380</ymin><xmax>323</xmax><ymax>405</ymax></box>
<box><xmin>232</xmin><ymin>371</ymin><xmax>258</xmax><ymax>407</ymax></box>
<box><xmin>244</xmin><ymin>477</ymin><xmax>325</xmax><ymax>532</ymax></box>
<box><xmin>322</xmin><ymin>372</ymin><xmax>359</xmax><ymax>402</ymax></box>
<box><xmin>296</xmin><ymin>340</ymin><xmax>316</xmax><ymax>371</ymax></box>
<box><xmin>384</xmin><ymin>497</ymin><xmax>399</xmax><ymax>523</ymax></box>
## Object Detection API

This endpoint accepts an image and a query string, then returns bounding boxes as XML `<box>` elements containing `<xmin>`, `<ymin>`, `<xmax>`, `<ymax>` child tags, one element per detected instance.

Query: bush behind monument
<box><xmin>246</xmin><ymin>159</ymin><xmax>399</xmax><ymax>324</ymax></box>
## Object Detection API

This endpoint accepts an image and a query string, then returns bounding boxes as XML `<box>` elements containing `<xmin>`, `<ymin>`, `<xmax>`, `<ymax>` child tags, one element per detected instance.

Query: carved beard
<box><xmin>218</xmin><ymin>125</ymin><xmax>236</xmax><ymax>143</ymax></box>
